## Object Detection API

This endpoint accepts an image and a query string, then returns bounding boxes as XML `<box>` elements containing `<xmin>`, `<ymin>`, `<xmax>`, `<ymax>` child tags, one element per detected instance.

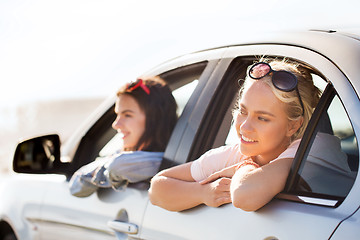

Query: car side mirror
<box><xmin>13</xmin><ymin>134</ymin><xmax>62</xmax><ymax>174</ymax></box>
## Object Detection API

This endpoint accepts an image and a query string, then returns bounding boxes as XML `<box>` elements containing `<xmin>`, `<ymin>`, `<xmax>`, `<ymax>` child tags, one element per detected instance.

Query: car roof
<box><xmin>63</xmin><ymin>29</ymin><xmax>360</xmax><ymax>160</ymax></box>
<box><xmin>160</xmin><ymin>29</ymin><xmax>360</xmax><ymax>97</ymax></box>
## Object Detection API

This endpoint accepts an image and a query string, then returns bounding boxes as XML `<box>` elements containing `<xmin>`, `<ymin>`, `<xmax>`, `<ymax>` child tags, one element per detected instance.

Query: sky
<box><xmin>0</xmin><ymin>0</ymin><xmax>360</xmax><ymax>107</ymax></box>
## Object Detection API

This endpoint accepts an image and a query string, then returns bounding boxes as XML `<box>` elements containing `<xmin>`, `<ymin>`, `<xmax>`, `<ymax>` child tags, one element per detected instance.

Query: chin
<box><xmin>239</xmin><ymin>146</ymin><xmax>257</xmax><ymax>157</ymax></box>
<box><xmin>123</xmin><ymin>143</ymin><xmax>135</xmax><ymax>151</ymax></box>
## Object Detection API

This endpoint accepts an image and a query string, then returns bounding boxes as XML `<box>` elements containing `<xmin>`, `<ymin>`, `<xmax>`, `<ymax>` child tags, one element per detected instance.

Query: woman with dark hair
<box><xmin>69</xmin><ymin>77</ymin><xmax>178</xmax><ymax>197</ymax></box>
<box><xmin>116</xmin><ymin>76</ymin><xmax>177</xmax><ymax>152</ymax></box>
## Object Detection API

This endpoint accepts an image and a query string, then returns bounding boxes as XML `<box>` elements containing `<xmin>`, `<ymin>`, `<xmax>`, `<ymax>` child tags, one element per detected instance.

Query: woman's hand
<box><xmin>197</xmin><ymin>164</ymin><xmax>239</xmax><ymax>207</ymax></box>
<box><xmin>201</xmin><ymin>177</ymin><xmax>232</xmax><ymax>207</ymax></box>
<box><xmin>149</xmin><ymin>162</ymin><xmax>235</xmax><ymax>211</ymax></box>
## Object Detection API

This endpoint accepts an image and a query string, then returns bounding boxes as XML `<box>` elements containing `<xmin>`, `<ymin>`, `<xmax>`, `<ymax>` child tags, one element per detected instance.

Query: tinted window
<box><xmin>294</xmin><ymin>94</ymin><xmax>358</xmax><ymax>198</ymax></box>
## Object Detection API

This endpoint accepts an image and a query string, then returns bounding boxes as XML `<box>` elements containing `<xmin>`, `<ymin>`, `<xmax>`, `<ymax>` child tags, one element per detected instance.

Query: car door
<box><xmin>141</xmin><ymin>41</ymin><xmax>360</xmax><ymax>239</ymax></box>
<box><xmin>36</xmin><ymin>59</ymin><xmax>219</xmax><ymax>240</ymax></box>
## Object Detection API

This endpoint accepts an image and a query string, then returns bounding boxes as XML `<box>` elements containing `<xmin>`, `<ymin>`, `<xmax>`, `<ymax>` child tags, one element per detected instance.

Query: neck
<box><xmin>252</xmin><ymin>138</ymin><xmax>291</xmax><ymax>166</ymax></box>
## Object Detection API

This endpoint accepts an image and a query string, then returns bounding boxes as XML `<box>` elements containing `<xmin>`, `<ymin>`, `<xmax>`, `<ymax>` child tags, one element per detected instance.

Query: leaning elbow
<box><xmin>148</xmin><ymin>176</ymin><xmax>162</xmax><ymax>206</ymax></box>
<box><xmin>232</xmin><ymin>198</ymin><xmax>258</xmax><ymax>212</ymax></box>
<box><xmin>148</xmin><ymin>175</ymin><xmax>179</xmax><ymax>212</ymax></box>
<box><xmin>232</xmin><ymin>202</ymin><xmax>260</xmax><ymax>212</ymax></box>
<box><xmin>148</xmin><ymin>189</ymin><xmax>182</xmax><ymax>212</ymax></box>
<box><xmin>231</xmin><ymin>190</ymin><xmax>261</xmax><ymax>212</ymax></box>
<box><xmin>148</xmin><ymin>187</ymin><xmax>158</xmax><ymax>206</ymax></box>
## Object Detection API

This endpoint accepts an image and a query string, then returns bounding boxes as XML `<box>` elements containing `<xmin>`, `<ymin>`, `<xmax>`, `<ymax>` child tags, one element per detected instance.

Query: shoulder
<box><xmin>191</xmin><ymin>144</ymin><xmax>245</xmax><ymax>181</ymax></box>
<box><xmin>202</xmin><ymin>144</ymin><xmax>239</xmax><ymax>156</ymax></box>
<box><xmin>276</xmin><ymin>139</ymin><xmax>301</xmax><ymax>160</ymax></box>
<box><xmin>196</xmin><ymin>144</ymin><xmax>242</xmax><ymax>163</ymax></box>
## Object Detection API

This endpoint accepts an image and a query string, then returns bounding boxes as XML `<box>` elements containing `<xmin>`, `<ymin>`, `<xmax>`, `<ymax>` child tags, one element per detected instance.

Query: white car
<box><xmin>0</xmin><ymin>29</ymin><xmax>359</xmax><ymax>240</ymax></box>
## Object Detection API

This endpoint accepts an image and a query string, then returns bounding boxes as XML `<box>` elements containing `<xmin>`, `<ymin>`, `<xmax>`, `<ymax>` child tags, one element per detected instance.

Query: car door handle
<box><xmin>107</xmin><ymin>220</ymin><xmax>138</xmax><ymax>234</ymax></box>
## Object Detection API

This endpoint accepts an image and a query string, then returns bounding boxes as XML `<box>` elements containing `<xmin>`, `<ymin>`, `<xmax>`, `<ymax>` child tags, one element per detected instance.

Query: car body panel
<box><xmin>330</xmin><ymin>204</ymin><xmax>360</xmax><ymax>239</ymax></box>
<box><xmin>40</xmin><ymin>183</ymin><xmax>148</xmax><ymax>240</ymax></box>
<box><xmin>0</xmin><ymin>175</ymin><xmax>49</xmax><ymax>239</ymax></box>
<box><xmin>142</xmin><ymin>200</ymin><xmax>346</xmax><ymax>240</ymax></box>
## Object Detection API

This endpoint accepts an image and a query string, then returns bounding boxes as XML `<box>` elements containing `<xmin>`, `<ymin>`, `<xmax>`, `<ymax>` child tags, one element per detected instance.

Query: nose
<box><xmin>112</xmin><ymin>116</ymin><xmax>122</xmax><ymax>130</ymax></box>
<box><xmin>238</xmin><ymin>116</ymin><xmax>254</xmax><ymax>134</ymax></box>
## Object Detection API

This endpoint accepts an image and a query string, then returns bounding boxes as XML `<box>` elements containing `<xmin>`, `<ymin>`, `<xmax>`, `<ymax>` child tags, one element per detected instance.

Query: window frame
<box><xmin>221</xmin><ymin>45</ymin><xmax>360</xmax><ymax>211</ymax></box>
<box><xmin>69</xmin><ymin>61</ymin><xmax>212</xmax><ymax>178</ymax></box>
<box><xmin>285</xmin><ymin>84</ymin><xmax>336</xmax><ymax>191</ymax></box>
<box><xmin>278</xmin><ymin>83</ymin><xmax>358</xmax><ymax>207</ymax></box>
<box><xmin>182</xmin><ymin>50</ymin><xmax>360</xmax><ymax>209</ymax></box>
<box><xmin>186</xmin><ymin>57</ymin><xmax>253</xmax><ymax>162</ymax></box>
<box><xmin>278</xmin><ymin>84</ymin><xmax>345</xmax><ymax>207</ymax></box>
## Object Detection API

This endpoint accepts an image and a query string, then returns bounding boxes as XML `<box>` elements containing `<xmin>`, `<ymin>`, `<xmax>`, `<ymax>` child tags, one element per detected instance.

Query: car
<box><xmin>0</xmin><ymin>29</ymin><xmax>359</xmax><ymax>240</ymax></box>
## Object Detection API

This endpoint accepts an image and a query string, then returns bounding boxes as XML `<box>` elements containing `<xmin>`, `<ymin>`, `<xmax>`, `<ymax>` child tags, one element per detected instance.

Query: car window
<box><xmin>185</xmin><ymin>57</ymin><xmax>249</xmax><ymax>161</ymax></box>
<box><xmin>205</xmin><ymin>57</ymin><xmax>358</xmax><ymax>208</ymax></box>
<box><xmin>293</xmin><ymin>93</ymin><xmax>358</xmax><ymax>198</ymax></box>
<box><xmin>172</xmin><ymin>79</ymin><xmax>198</xmax><ymax>116</ymax></box>
<box><xmin>99</xmin><ymin>80</ymin><xmax>199</xmax><ymax>157</ymax></box>
<box><xmin>70</xmin><ymin>61</ymin><xmax>207</xmax><ymax>173</ymax></box>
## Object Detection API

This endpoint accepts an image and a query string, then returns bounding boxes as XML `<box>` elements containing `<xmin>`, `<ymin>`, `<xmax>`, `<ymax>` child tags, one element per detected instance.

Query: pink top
<box><xmin>191</xmin><ymin>132</ymin><xmax>350</xmax><ymax>182</ymax></box>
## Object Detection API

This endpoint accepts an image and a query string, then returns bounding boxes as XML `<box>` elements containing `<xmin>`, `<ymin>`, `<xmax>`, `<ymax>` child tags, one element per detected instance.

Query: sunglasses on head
<box><xmin>126</xmin><ymin>79</ymin><xmax>150</xmax><ymax>95</ymax></box>
<box><xmin>248</xmin><ymin>62</ymin><xmax>305</xmax><ymax>115</ymax></box>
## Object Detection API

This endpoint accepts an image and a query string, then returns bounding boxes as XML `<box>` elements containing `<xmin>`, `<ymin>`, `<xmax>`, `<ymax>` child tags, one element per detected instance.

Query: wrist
<box><xmin>200</xmin><ymin>181</ymin><xmax>212</xmax><ymax>205</ymax></box>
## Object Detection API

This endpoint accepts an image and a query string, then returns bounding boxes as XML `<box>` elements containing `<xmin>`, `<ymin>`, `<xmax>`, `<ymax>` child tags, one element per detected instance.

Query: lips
<box><xmin>240</xmin><ymin>135</ymin><xmax>257</xmax><ymax>143</ymax></box>
<box><xmin>118</xmin><ymin>131</ymin><xmax>127</xmax><ymax>139</ymax></box>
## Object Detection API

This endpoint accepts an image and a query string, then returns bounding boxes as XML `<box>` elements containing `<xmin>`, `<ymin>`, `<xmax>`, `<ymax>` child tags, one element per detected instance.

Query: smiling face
<box><xmin>112</xmin><ymin>94</ymin><xmax>146</xmax><ymax>151</ymax></box>
<box><xmin>234</xmin><ymin>80</ymin><xmax>300</xmax><ymax>165</ymax></box>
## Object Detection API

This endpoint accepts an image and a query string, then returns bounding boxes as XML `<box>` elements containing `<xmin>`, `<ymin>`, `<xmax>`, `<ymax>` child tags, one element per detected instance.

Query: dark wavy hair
<box><xmin>116</xmin><ymin>76</ymin><xmax>178</xmax><ymax>152</ymax></box>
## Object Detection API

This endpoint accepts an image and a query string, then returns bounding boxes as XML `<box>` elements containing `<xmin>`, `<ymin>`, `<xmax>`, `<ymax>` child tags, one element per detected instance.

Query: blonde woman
<box><xmin>149</xmin><ymin>59</ymin><xmax>350</xmax><ymax>211</ymax></box>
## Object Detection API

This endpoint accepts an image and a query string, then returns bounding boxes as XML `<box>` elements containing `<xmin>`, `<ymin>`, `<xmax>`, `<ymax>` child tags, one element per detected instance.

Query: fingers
<box><xmin>215</xmin><ymin>195</ymin><xmax>232</xmax><ymax>206</ymax></box>
<box><xmin>200</xmin><ymin>173</ymin><xmax>220</xmax><ymax>185</ymax></box>
<box><xmin>202</xmin><ymin>177</ymin><xmax>233</xmax><ymax>207</ymax></box>
<box><xmin>214</xmin><ymin>177</ymin><xmax>231</xmax><ymax>191</ymax></box>
<box><xmin>208</xmin><ymin>192</ymin><xmax>232</xmax><ymax>207</ymax></box>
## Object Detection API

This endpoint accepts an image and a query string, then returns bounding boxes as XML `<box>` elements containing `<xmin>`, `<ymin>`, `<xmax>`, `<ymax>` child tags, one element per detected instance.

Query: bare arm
<box><xmin>149</xmin><ymin>162</ymin><xmax>231</xmax><ymax>212</ymax></box>
<box><xmin>230</xmin><ymin>158</ymin><xmax>293</xmax><ymax>211</ymax></box>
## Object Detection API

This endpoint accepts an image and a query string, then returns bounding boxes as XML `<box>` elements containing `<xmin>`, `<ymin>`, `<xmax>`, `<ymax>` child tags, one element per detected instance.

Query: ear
<box><xmin>286</xmin><ymin>117</ymin><xmax>304</xmax><ymax>137</ymax></box>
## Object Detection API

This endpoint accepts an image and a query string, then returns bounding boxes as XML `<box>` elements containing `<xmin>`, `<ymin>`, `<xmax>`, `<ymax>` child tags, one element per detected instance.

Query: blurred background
<box><xmin>1</xmin><ymin>0</ymin><xmax>359</xmax><ymax>173</ymax></box>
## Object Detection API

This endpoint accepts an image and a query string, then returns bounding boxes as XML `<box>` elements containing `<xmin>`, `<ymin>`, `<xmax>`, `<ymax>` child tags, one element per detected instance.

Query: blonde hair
<box><xmin>239</xmin><ymin>58</ymin><xmax>322</xmax><ymax>141</ymax></box>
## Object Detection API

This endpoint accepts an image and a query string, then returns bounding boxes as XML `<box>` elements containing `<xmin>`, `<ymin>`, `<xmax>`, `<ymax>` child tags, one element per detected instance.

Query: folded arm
<box><xmin>149</xmin><ymin>162</ymin><xmax>232</xmax><ymax>212</ymax></box>
<box><xmin>230</xmin><ymin>158</ymin><xmax>293</xmax><ymax>211</ymax></box>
